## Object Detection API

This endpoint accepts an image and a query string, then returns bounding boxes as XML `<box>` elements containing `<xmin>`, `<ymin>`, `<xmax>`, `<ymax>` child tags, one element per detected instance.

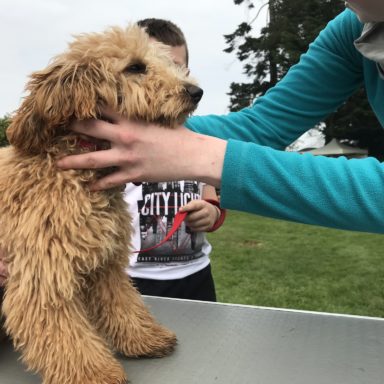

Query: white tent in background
<box><xmin>302</xmin><ymin>138</ymin><xmax>368</xmax><ymax>158</ymax></box>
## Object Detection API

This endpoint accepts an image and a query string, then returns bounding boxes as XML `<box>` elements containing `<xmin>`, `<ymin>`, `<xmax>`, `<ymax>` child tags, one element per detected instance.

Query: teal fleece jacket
<box><xmin>186</xmin><ymin>9</ymin><xmax>384</xmax><ymax>234</ymax></box>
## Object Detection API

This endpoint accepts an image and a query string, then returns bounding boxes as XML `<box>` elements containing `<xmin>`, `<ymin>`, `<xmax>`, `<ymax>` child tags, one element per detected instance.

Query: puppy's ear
<box><xmin>7</xmin><ymin>59</ymin><xmax>115</xmax><ymax>154</ymax></box>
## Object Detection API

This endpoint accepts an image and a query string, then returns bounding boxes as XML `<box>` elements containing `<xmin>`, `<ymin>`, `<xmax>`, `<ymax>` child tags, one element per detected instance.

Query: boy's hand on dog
<box><xmin>180</xmin><ymin>200</ymin><xmax>220</xmax><ymax>232</ymax></box>
<box><xmin>0</xmin><ymin>249</ymin><xmax>8</xmax><ymax>286</ymax></box>
<box><xmin>57</xmin><ymin>109</ymin><xmax>225</xmax><ymax>191</ymax></box>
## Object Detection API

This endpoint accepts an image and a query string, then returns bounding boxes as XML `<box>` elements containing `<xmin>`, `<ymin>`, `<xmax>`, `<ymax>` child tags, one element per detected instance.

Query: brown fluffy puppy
<box><xmin>0</xmin><ymin>25</ymin><xmax>202</xmax><ymax>384</ymax></box>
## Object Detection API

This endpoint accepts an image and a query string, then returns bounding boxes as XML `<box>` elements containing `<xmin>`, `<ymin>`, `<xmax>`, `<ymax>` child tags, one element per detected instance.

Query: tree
<box><xmin>0</xmin><ymin>115</ymin><xmax>10</xmax><ymax>147</ymax></box>
<box><xmin>225</xmin><ymin>0</ymin><xmax>384</xmax><ymax>158</ymax></box>
<box><xmin>324</xmin><ymin>88</ymin><xmax>384</xmax><ymax>160</ymax></box>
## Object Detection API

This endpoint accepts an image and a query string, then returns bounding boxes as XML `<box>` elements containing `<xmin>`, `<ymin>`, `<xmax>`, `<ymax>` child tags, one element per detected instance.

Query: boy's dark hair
<box><xmin>137</xmin><ymin>18</ymin><xmax>189</xmax><ymax>65</ymax></box>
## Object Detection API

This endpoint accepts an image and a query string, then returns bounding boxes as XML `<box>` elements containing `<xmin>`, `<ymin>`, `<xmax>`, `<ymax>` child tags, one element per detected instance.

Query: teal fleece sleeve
<box><xmin>186</xmin><ymin>10</ymin><xmax>364</xmax><ymax>148</ymax></box>
<box><xmin>186</xmin><ymin>10</ymin><xmax>384</xmax><ymax>233</ymax></box>
<box><xmin>222</xmin><ymin>140</ymin><xmax>384</xmax><ymax>233</ymax></box>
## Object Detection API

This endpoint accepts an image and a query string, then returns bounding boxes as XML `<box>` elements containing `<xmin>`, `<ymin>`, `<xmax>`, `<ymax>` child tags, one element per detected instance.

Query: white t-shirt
<box><xmin>124</xmin><ymin>181</ymin><xmax>212</xmax><ymax>280</ymax></box>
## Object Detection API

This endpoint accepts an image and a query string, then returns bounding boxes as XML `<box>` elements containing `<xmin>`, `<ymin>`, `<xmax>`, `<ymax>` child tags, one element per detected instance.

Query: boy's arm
<box><xmin>181</xmin><ymin>185</ymin><xmax>222</xmax><ymax>232</ymax></box>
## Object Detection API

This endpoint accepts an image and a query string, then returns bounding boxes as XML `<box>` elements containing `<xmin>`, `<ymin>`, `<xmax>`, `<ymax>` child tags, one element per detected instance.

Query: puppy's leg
<box><xmin>86</xmin><ymin>264</ymin><xmax>177</xmax><ymax>358</ymax></box>
<box><xmin>3</xmin><ymin>274</ymin><xmax>127</xmax><ymax>384</ymax></box>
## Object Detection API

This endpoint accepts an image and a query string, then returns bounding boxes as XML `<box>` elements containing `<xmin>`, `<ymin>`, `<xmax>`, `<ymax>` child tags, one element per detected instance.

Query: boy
<box><xmin>125</xmin><ymin>18</ymin><xmax>226</xmax><ymax>302</ymax></box>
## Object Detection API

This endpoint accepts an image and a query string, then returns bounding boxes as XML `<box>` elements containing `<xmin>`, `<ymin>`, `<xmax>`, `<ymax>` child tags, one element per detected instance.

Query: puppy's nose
<box><xmin>185</xmin><ymin>85</ymin><xmax>204</xmax><ymax>104</ymax></box>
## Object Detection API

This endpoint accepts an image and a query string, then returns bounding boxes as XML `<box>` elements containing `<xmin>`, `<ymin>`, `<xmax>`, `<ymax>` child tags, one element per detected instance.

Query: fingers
<box><xmin>90</xmin><ymin>169</ymin><xmax>132</xmax><ymax>191</ymax></box>
<box><xmin>183</xmin><ymin>204</ymin><xmax>211</xmax><ymax>229</ymax></box>
<box><xmin>70</xmin><ymin>119</ymin><xmax>121</xmax><ymax>142</ymax></box>
<box><xmin>99</xmin><ymin>107</ymin><xmax>121</xmax><ymax>123</ymax></box>
<box><xmin>180</xmin><ymin>199</ymin><xmax>202</xmax><ymax>212</ymax></box>
<box><xmin>185</xmin><ymin>218</ymin><xmax>212</xmax><ymax>232</ymax></box>
<box><xmin>58</xmin><ymin>152</ymin><xmax>133</xmax><ymax>189</ymax></box>
<box><xmin>182</xmin><ymin>200</ymin><xmax>219</xmax><ymax>232</ymax></box>
<box><xmin>57</xmin><ymin>149</ymin><xmax>121</xmax><ymax>170</ymax></box>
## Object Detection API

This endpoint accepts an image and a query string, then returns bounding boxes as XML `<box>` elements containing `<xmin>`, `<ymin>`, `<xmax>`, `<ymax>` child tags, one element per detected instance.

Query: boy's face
<box><xmin>149</xmin><ymin>38</ymin><xmax>188</xmax><ymax>71</ymax></box>
<box><xmin>346</xmin><ymin>0</ymin><xmax>384</xmax><ymax>22</ymax></box>
<box><xmin>168</xmin><ymin>45</ymin><xmax>188</xmax><ymax>68</ymax></box>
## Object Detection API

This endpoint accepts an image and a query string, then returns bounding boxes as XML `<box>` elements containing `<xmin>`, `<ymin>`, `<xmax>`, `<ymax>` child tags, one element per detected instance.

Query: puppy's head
<box><xmin>7</xmin><ymin>25</ymin><xmax>203</xmax><ymax>155</ymax></box>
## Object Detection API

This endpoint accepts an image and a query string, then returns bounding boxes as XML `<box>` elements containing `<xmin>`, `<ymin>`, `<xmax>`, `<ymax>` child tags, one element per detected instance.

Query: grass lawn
<box><xmin>207</xmin><ymin>211</ymin><xmax>384</xmax><ymax>318</ymax></box>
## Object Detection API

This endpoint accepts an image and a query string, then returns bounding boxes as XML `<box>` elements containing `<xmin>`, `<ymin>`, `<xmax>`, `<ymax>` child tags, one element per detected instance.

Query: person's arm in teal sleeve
<box><xmin>186</xmin><ymin>9</ymin><xmax>384</xmax><ymax>234</ymax></box>
<box><xmin>186</xmin><ymin>9</ymin><xmax>364</xmax><ymax>149</ymax></box>
<box><xmin>221</xmin><ymin>140</ymin><xmax>384</xmax><ymax>234</ymax></box>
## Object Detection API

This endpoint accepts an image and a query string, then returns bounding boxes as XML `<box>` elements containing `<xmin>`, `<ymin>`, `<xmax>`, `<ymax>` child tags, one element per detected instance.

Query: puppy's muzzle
<box><xmin>185</xmin><ymin>84</ymin><xmax>204</xmax><ymax>105</ymax></box>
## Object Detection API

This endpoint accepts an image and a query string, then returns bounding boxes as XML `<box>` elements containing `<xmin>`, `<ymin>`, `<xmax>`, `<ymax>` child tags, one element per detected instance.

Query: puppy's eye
<box><xmin>123</xmin><ymin>62</ymin><xmax>147</xmax><ymax>74</ymax></box>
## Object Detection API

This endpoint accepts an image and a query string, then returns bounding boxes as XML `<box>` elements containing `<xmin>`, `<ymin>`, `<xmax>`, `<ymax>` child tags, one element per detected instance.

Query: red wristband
<box><xmin>204</xmin><ymin>199</ymin><xmax>227</xmax><ymax>232</ymax></box>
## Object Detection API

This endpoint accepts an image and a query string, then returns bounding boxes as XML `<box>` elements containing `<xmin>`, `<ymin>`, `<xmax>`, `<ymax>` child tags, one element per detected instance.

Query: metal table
<box><xmin>1</xmin><ymin>296</ymin><xmax>384</xmax><ymax>383</ymax></box>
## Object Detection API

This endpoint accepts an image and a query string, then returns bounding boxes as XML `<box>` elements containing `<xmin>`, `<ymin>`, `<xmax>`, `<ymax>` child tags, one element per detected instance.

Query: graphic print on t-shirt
<box><xmin>136</xmin><ymin>181</ymin><xmax>205</xmax><ymax>263</ymax></box>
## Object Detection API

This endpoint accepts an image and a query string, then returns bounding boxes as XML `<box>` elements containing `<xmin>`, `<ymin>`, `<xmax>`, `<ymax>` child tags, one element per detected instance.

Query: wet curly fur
<box><xmin>0</xmin><ymin>24</ymin><xmax>202</xmax><ymax>383</ymax></box>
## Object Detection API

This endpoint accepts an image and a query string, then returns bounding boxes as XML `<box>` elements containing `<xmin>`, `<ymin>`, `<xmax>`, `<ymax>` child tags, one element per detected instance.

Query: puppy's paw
<box><xmin>42</xmin><ymin>360</ymin><xmax>127</xmax><ymax>384</ymax></box>
<box><xmin>118</xmin><ymin>324</ymin><xmax>177</xmax><ymax>358</ymax></box>
<box><xmin>85</xmin><ymin>363</ymin><xmax>128</xmax><ymax>384</ymax></box>
<box><xmin>141</xmin><ymin>325</ymin><xmax>177</xmax><ymax>358</ymax></box>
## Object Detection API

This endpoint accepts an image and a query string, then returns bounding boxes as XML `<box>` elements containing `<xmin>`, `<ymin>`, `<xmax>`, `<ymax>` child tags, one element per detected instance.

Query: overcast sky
<box><xmin>0</xmin><ymin>0</ymin><xmax>268</xmax><ymax>117</ymax></box>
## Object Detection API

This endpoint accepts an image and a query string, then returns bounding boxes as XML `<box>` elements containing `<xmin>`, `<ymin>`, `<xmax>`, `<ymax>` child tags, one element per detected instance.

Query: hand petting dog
<box><xmin>58</xmin><ymin>113</ymin><xmax>226</xmax><ymax>191</ymax></box>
